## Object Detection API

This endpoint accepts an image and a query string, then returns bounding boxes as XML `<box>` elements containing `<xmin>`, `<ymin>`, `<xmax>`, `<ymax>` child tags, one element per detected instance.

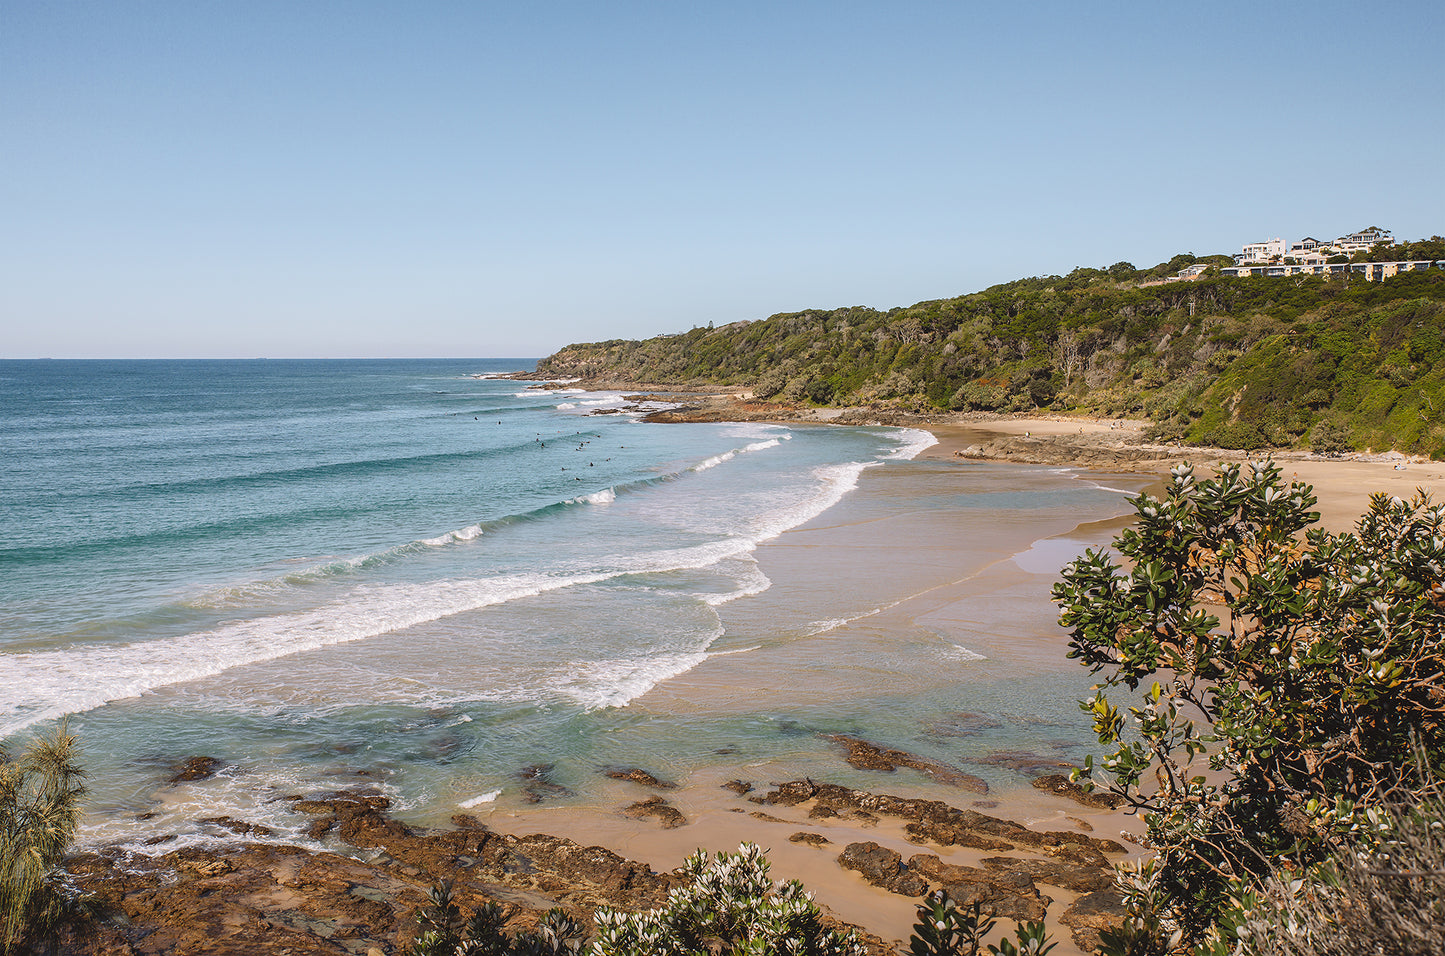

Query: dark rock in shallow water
<box><xmin>199</xmin><ymin>815</ymin><xmax>275</xmax><ymax>838</ymax></box>
<box><xmin>622</xmin><ymin>796</ymin><xmax>686</xmax><ymax>829</ymax></box>
<box><xmin>975</xmin><ymin>750</ymin><xmax>1076</xmax><ymax>776</ymax></box>
<box><xmin>837</xmin><ymin>841</ymin><xmax>928</xmax><ymax>897</ymax></box>
<box><xmin>821</xmin><ymin>733</ymin><xmax>989</xmax><ymax>793</ymax></box>
<box><xmin>168</xmin><ymin>755</ymin><xmax>225</xmax><ymax>784</ymax></box>
<box><xmin>921</xmin><ymin>712</ymin><xmax>1004</xmax><ymax>738</ymax></box>
<box><xmin>790</xmin><ymin>832</ymin><xmax>831</xmax><ymax>846</ymax></box>
<box><xmin>1032</xmin><ymin>773</ymin><xmax>1126</xmax><ymax>809</ymax></box>
<box><xmin>722</xmin><ymin>779</ymin><xmax>754</xmax><ymax>795</ymax></box>
<box><xmin>516</xmin><ymin>764</ymin><xmax>574</xmax><ymax>804</ymax></box>
<box><xmin>603</xmin><ymin>766</ymin><xmax>678</xmax><ymax>790</ymax></box>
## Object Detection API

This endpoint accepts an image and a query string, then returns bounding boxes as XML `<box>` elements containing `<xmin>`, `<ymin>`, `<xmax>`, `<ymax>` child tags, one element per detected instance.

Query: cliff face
<box><xmin>538</xmin><ymin>269</ymin><xmax>1445</xmax><ymax>456</ymax></box>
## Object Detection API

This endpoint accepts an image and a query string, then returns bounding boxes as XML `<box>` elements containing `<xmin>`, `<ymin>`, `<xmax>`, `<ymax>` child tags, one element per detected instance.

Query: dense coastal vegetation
<box><xmin>537</xmin><ymin>240</ymin><xmax>1445</xmax><ymax>457</ymax></box>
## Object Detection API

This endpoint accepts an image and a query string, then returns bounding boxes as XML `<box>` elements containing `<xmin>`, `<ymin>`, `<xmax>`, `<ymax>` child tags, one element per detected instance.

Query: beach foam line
<box><xmin>459</xmin><ymin>789</ymin><xmax>503</xmax><ymax>808</ymax></box>
<box><xmin>1079</xmin><ymin>478</ymin><xmax>1136</xmax><ymax>495</ymax></box>
<box><xmin>701</xmin><ymin>557</ymin><xmax>771</xmax><ymax>606</ymax></box>
<box><xmin>886</xmin><ymin>427</ymin><xmax>939</xmax><ymax>461</ymax></box>
<box><xmin>557</xmin><ymin>626</ymin><xmax>724</xmax><ymax>710</ymax></box>
<box><xmin>692</xmin><ymin>437</ymin><xmax>783</xmax><ymax>473</ymax></box>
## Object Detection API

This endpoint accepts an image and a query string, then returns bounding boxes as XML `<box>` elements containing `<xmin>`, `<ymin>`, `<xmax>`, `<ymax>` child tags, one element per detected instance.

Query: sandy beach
<box><xmin>922</xmin><ymin>416</ymin><xmax>1445</xmax><ymax>532</ymax></box>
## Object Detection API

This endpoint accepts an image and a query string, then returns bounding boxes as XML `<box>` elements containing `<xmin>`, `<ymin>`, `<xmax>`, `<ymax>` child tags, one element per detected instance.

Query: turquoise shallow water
<box><xmin>0</xmin><ymin>359</ymin><xmax>1145</xmax><ymax>850</ymax></box>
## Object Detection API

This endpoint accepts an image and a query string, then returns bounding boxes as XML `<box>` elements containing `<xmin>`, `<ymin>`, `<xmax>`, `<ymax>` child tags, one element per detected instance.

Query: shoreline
<box><xmin>542</xmin><ymin>377</ymin><xmax>1444</xmax><ymax>533</ymax></box>
<box><xmin>56</xmin><ymin>388</ymin><xmax>1441</xmax><ymax>954</ymax></box>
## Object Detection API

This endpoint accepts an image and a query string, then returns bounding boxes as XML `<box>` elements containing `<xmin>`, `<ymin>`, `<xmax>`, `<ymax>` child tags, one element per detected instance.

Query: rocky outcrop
<box><xmin>603</xmin><ymin>767</ymin><xmax>677</xmax><ymax>790</ymax></box>
<box><xmin>1060</xmin><ymin>888</ymin><xmax>1129</xmax><ymax>951</ymax></box>
<box><xmin>821</xmin><ymin>734</ymin><xmax>989</xmax><ymax>793</ymax></box>
<box><xmin>954</xmin><ymin>436</ymin><xmax>1178</xmax><ymax>469</ymax></box>
<box><xmin>905</xmin><ymin>855</ymin><xmax>1048</xmax><ymax>922</ymax></box>
<box><xmin>979</xmin><ymin>856</ymin><xmax>1117</xmax><ymax>893</ymax></box>
<box><xmin>836</xmin><ymin>844</ymin><xmax>1050</xmax><ymax>923</ymax></box>
<box><xmin>516</xmin><ymin>764</ymin><xmax>573</xmax><ymax>804</ymax></box>
<box><xmin>837</xmin><ymin>842</ymin><xmax>928</xmax><ymax>897</ymax></box>
<box><xmin>757</xmin><ymin>780</ymin><xmax>1124</xmax><ymax>863</ymax></box>
<box><xmin>621</xmin><ymin>796</ymin><xmax>687</xmax><ymax>829</ymax></box>
<box><xmin>1031</xmin><ymin>773</ymin><xmax>1126</xmax><ymax>810</ymax></box>
<box><xmin>168</xmin><ymin>755</ymin><xmax>225</xmax><ymax>784</ymax></box>
<box><xmin>56</xmin><ymin>789</ymin><xmax>684</xmax><ymax>956</ymax></box>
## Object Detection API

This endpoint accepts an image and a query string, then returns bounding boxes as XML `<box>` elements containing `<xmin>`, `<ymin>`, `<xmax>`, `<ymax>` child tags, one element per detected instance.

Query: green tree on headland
<box><xmin>1052</xmin><ymin>462</ymin><xmax>1445</xmax><ymax>953</ymax></box>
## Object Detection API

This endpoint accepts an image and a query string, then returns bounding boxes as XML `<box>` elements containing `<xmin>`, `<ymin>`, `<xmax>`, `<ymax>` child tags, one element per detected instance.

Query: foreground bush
<box><xmin>1053</xmin><ymin>462</ymin><xmax>1445</xmax><ymax>952</ymax></box>
<box><xmin>1221</xmin><ymin>779</ymin><xmax>1445</xmax><ymax>956</ymax></box>
<box><xmin>0</xmin><ymin>723</ymin><xmax>87</xmax><ymax>953</ymax></box>
<box><xmin>591</xmin><ymin>843</ymin><xmax>865</xmax><ymax>956</ymax></box>
<box><xmin>411</xmin><ymin>844</ymin><xmax>864</xmax><ymax>956</ymax></box>
<box><xmin>908</xmin><ymin>889</ymin><xmax>1055</xmax><ymax>956</ymax></box>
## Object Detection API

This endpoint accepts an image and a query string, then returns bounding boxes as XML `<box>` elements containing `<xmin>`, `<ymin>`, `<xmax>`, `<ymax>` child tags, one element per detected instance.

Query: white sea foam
<box><xmin>885</xmin><ymin>427</ymin><xmax>938</xmax><ymax>460</ymax></box>
<box><xmin>78</xmin><ymin>761</ymin><xmax>360</xmax><ymax>854</ymax></box>
<box><xmin>748</xmin><ymin>461</ymin><xmax>871</xmax><ymax>542</ymax></box>
<box><xmin>558</xmin><ymin>646</ymin><xmax>715</xmax><ymax>710</ymax></box>
<box><xmin>421</xmin><ymin>524</ymin><xmax>485</xmax><ymax>547</ymax></box>
<box><xmin>1080</xmin><ymin>479</ymin><xmax>1135</xmax><ymax>494</ymax></box>
<box><xmin>556</xmin><ymin>402</ymin><xmax>578</xmax><ymax>410</ymax></box>
<box><xmin>2</xmin><ymin>470</ymin><xmax>863</xmax><ymax>734</ymax></box>
<box><xmin>692</xmin><ymin>437</ymin><xmax>782</xmax><ymax>473</ymax></box>
<box><xmin>701</xmin><ymin>559</ymin><xmax>771</xmax><ymax>606</ymax></box>
<box><xmin>947</xmin><ymin>644</ymin><xmax>987</xmax><ymax>662</ymax></box>
<box><xmin>802</xmin><ymin>618</ymin><xmax>852</xmax><ymax>636</ymax></box>
<box><xmin>459</xmin><ymin>789</ymin><xmax>503</xmax><ymax>808</ymax></box>
<box><xmin>572</xmin><ymin>487</ymin><xmax>616</xmax><ymax>505</ymax></box>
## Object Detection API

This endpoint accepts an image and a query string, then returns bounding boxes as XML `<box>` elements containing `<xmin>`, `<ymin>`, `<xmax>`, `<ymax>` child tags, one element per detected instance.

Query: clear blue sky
<box><xmin>4</xmin><ymin>1</ymin><xmax>1442</xmax><ymax>359</ymax></box>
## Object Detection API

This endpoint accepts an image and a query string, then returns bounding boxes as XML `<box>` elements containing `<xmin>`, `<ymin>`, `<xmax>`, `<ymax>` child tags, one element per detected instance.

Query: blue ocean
<box><xmin>0</xmin><ymin>359</ymin><xmax>1142</xmax><ymax>851</ymax></box>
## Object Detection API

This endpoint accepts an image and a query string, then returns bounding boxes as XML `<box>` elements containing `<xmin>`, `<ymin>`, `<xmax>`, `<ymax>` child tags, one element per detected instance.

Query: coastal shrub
<box><xmin>0</xmin><ymin>722</ymin><xmax>87</xmax><ymax>953</ymax></box>
<box><xmin>1053</xmin><ymin>462</ymin><xmax>1445</xmax><ymax>953</ymax></box>
<box><xmin>908</xmin><ymin>890</ymin><xmax>1056</xmax><ymax>956</ymax></box>
<box><xmin>409</xmin><ymin>882</ymin><xmax>586</xmax><ymax>956</ymax></box>
<box><xmin>591</xmin><ymin>843</ymin><xmax>866</xmax><ymax>956</ymax></box>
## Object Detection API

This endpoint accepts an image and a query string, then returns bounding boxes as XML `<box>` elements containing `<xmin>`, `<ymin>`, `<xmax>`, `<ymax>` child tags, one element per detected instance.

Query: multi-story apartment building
<box><xmin>1236</xmin><ymin>238</ymin><xmax>1287</xmax><ymax>263</ymax></box>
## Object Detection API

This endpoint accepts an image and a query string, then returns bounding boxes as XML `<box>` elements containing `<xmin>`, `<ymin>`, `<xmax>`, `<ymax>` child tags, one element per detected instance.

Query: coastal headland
<box><xmin>52</xmin><ymin>388</ymin><xmax>1443</xmax><ymax>956</ymax></box>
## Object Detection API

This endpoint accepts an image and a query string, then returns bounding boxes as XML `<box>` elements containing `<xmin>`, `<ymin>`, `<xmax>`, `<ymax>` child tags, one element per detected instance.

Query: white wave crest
<box><xmin>702</xmin><ymin>559</ymin><xmax>772</xmax><ymax>606</ymax></box>
<box><xmin>692</xmin><ymin>437</ymin><xmax>782</xmax><ymax>474</ymax></box>
<box><xmin>947</xmin><ymin>644</ymin><xmax>987</xmax><ymax>662</ymax></box>
<box><xmin>459</xmin><ymin>789</ymin><xmax>503</xmax><ymax>808</ymax></box>
<box><xmin>572</xmin><ymin>487</ymin><xmax>616</xmax><ymax>505</ymax></box>
<box><xmin>884</xmin><ymin>427</ymin><xmax>938</xmax><ymax>460</ymax></box>
<box><xmin>421</xmin><ymin>524</ymin><xmax>484</xmax><ymax>547</ymax></box>
<box><xmin>559</xmin><ymin>647</ymin><xmax>714</xmax><ymax>710</ymax></box>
